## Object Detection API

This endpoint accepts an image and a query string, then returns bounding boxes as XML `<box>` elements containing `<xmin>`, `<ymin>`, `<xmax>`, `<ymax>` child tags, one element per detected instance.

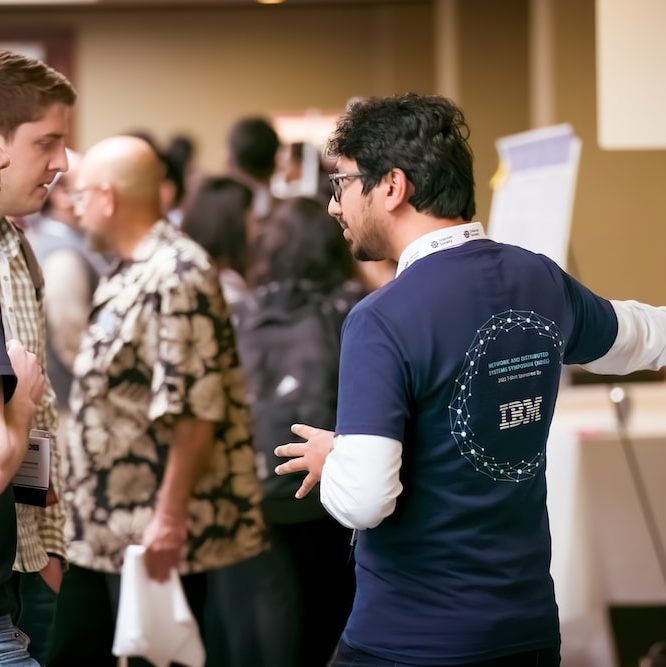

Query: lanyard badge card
<box><xmin>12</xmin><ymin>429</ymin><xmax>52</xmax><ymax>507</ymax></box>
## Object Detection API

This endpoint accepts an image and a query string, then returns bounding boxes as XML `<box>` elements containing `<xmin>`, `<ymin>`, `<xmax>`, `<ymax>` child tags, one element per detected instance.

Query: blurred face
<box><xmin>48</xmin><ymin>167</ymin><xmax>80</xmax><ymax>226</ymax></box>
<box><xmin>327</xmin><ymin>157</ymin><xmax>390</xmax><ymax>262</ymax></box>
<box><xmin>72</xmin><ymin>177</ymin><xmax>114</xmax><ymax>254</ymax></box>
<box><xmin>0</xmin><ymin>102</ymin><xmax>70</xmax><ymax>217</ymax></box>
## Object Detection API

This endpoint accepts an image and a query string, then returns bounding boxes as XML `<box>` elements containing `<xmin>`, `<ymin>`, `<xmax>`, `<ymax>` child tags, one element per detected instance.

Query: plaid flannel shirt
<box><xmin>0</xmin><ymin>218</ymin><xmax>65</xmax><ymax>572</ymax></box>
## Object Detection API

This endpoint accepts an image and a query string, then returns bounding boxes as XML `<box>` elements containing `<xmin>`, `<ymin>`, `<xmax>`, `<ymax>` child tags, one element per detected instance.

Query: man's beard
<box><xmin>86</xmin><ymin>231</ymin><xmax>109</xmax><ymax>254</ymax></box>
<box><xmin>351</xmin><ymin>212</ymin><xmax>389</xmax><ymax>263</ymax></box>
<box><xmin>352</xmin><ymin>243</ymin><xmax>383</xmax><ymax>262</ymax></box>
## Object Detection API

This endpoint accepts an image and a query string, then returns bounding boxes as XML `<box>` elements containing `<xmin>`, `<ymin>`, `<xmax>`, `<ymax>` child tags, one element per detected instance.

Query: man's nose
<box><xmin>50</xmin><ymin>144</ymin><xmax>69</xmax><ymax>173</ymax></box>
<box><xmin>328</xmin><ymin>195</ymin><xmax>341</xmax><ymax>218</ymax></box>
<box><xmin>0</xmin><ymin>146</ymin><xmax>9</xmax><ymax>170</ymax></box>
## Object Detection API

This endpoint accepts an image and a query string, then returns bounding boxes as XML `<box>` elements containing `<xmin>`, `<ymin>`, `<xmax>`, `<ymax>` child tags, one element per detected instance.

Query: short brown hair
<box><xmin>0</xmin><ymin>49</ymin><xmax>76</xmax><ymax>139</ymax></box>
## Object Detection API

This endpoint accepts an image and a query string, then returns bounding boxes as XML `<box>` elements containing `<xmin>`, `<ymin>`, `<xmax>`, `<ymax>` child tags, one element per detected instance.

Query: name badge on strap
<box><xmin>12</xmin><ymin>429</ymin><xmax>53</xmax><ymax>507</ymax></box>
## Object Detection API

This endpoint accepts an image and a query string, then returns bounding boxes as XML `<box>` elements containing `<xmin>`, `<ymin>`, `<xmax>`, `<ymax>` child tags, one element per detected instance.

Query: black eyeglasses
<box><xmin>328</xmin><ymin>172</ymin><xmax>363</xmax><ymax>203</ymax></box>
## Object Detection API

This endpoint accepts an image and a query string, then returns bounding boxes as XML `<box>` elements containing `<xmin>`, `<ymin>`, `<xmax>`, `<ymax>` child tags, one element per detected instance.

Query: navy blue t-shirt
<box><xmin>0</xmin><ymin>317</ymin><xmax>18</xmax><ymax>616</ymax></box>
<box><xmin>336</xmin><ymin>239</ymin><xmax>617</xmax><ymax>664</ymax></box>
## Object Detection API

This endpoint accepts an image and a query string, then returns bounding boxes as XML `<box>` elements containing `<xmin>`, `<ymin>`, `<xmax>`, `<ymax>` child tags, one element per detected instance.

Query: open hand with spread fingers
<box><xmin>274</xmin><ymin>423</ymin><xmax>334</xmax><ymax>499</ymax></box>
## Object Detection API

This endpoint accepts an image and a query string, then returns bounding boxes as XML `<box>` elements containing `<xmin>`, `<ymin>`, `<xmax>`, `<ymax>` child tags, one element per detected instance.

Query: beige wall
<box><xmin>554</xmin><ymin>0</ymin><xmax>666</xmax><ymax>303</ymax></box>
<box><xmin>452</xmin><ymin>0</ymin><xmax>666</xmax><ymax>304</ymax></box>
<box><xmin>2</xmin><ymin>0</ymin><xmax>665</xmax><ymax>303</ymax></box>
<box><xmin>0</xmin><ymin>4</ymin><xmax>434</xmax><ymax>170</ymax></box>
<box><xmin>456</xmin><ymin>0</ymin><xmax>530</xmax><ymax>224</ymax></box>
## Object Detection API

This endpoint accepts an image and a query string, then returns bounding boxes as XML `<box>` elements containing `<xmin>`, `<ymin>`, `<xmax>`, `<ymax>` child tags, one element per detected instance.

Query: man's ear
<box><xmin>383</xmin><ymin>168</ymin><xmax>410</xmax><ymax>212</ymax></box>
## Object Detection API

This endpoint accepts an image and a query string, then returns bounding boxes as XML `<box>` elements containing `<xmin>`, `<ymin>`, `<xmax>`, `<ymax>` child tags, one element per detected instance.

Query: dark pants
<box><xmin>205</xmin><ymin>538</ymin><xmax>300</xmax><ymax>667</ymax></box>
<box><xmin>49</xmin><ymin>564</ymin><xmax>206</xmax><ymax>667</ymax></box>
<box><xmin>277</xmin><ymin>518</ymin><xmax>355</xmax><ymax>666</ymax></box>
<box><xmin>11</xmin><ymin>572</ymin><xmax>58</xmax><ymax>667</ymax></box>
<box><xmin>205</xmin><ymin>517</ymin><xmax>355</xmax><ymax>667</ymax></box>
<box><xmin>332</xmin><ymin>641</ymin><xmax>561</xmax><ymax>667</ymax></box>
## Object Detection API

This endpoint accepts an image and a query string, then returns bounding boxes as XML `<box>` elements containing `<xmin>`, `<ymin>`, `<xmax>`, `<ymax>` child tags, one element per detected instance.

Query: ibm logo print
<box><xmin>498</xmin><ymin>396</ymin><xmax>543</xmax><ymax>430</ymax></box>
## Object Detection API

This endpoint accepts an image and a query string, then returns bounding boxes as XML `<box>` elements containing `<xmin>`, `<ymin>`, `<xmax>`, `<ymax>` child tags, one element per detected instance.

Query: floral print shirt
<box><xmin>65</xmin><ymin>221</ymin><xmax>266</xmax><ymax>574</ymax></box>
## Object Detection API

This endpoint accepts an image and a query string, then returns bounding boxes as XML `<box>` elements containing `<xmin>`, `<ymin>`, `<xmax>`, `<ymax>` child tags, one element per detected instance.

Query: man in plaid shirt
<box><xmin>0</xmin><ymin>49</ymin><xmax>76</xmax><ymax>665</ymax></box>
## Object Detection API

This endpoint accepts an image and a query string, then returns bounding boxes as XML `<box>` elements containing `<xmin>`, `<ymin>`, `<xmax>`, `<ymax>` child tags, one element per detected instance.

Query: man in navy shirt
<box><xmin>275</xmin><ymin>94</ymin><xmax>666</xmax><ymax>666</ymax></box>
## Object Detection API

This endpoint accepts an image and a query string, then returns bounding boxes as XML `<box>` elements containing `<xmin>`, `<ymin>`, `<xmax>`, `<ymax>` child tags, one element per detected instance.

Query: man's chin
<box><xmin>352</xmin><ymin>243</ymin><xmax>383</xmax><ymax>262</ymax></box>
<box><xmin>3</xmin><ymin>194</ymin><xmax>47</xmax><ymax>218</ymax></box>
<box><xmin>86</xmin><ymin>235</ymin><xmax>108</xmax><ymax>254</ymax></box>
<box><xmin>32</xmin><ymin>186</ymin><xmax>49</xmax><ymax>206</ymax></box>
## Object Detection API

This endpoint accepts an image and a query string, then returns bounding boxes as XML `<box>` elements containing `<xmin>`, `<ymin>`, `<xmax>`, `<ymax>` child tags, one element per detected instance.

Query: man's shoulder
<box><xmin>343</xmin><ymin>281</ymin><xmax>412</xmax><ymax>342</ymax></box>
<box><xmin>154</xmin><ymin>223</ymin><xmax>213</xmax><ymax>268</ymax></box>
<box><xmin>147</xmin><ymin>224</ymin><xmax>217</xmax><ymax>285</ymax></box>
<box><xmin>348</xmin><ymin>271</ymin><xmax>422</xmax><ymax>320</ymax></box>
<box><xmin>140</xmin><ymin>227</ymin><xmax>224</xmax><ymax>316</ymax></box>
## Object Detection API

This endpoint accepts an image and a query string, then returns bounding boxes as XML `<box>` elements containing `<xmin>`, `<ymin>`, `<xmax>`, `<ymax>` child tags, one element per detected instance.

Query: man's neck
<box><xmin>115</xmin><ymin>217</ymin><xmax>159</xmax><ymax>259</ymax></box>
<box><xmin>50</xmin><ymin>213</ymin><xmax>77</xmax><ymax>228</ymax></box>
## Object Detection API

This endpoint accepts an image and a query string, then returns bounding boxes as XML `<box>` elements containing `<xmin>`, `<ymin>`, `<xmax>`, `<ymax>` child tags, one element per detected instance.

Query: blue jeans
<box><xmin>12</xmin><ymin>571</ymin><xmax>58</xmax><ymax>666</ymax></box>
<box><xmin>0</xmin><ymin>614</ymin><xmax>39</xmax><ymax>666</ymax></box>
<box><xmin>332</xmin><ymin>640</ymin><xmax>561</xmax><ymax>667</ymax></box>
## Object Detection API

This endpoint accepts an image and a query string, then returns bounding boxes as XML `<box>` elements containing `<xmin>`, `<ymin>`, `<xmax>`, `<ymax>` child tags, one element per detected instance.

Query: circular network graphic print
<box><xmin>449</xmin><ymin>309</ymin><xmax>563</xmax><ymax>482</ymax></box>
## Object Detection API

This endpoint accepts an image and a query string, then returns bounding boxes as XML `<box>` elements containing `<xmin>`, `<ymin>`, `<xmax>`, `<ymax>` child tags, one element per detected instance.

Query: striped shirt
<box><xmin>0</xmin><ymin>218</ymin><xmax>65</xmax><ymax>572</ymax></box>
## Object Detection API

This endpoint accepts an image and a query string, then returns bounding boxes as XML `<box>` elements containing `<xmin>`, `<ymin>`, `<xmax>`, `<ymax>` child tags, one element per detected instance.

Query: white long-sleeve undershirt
<box><xmin>320</xmin><ymin>434</ymin><xmax>402</xmax><ymax>530</ymax></box>
<box><xmin>320</xmin><ymin>299</ymin><xmax>666</xmax><ymax>530</ymax></box>
<box><xmin>582</xmin><ymin>300</ymin><xmax>666</xmax><ymax>374</ymax></box>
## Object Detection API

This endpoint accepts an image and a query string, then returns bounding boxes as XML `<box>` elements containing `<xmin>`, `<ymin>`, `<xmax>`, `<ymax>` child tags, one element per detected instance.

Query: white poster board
<box><xmin>488</xmin><ymin>124</ymin><xmax>581</xmax><ymax>270</ymax></box>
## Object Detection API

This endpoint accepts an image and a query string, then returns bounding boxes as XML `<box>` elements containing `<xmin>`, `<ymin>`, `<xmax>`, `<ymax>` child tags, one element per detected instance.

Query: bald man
<box><xmin>50</xmin><ymin>137</ymin><xmax>267</xmax><ymax>667</ymax></box>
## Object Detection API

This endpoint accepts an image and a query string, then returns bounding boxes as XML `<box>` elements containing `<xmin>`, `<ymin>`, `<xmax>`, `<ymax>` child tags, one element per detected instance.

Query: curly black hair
<box><xmin>327</xmin><ymin>93</ymin><xmax>475</xmax><ymax>220</ymax></box>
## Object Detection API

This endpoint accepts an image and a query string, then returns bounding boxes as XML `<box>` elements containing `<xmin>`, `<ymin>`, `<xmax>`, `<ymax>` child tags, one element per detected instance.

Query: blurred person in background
<box><xmin>183</xmin><ymin>175</ymin><xmax>291</xmax><ymax>667</ymax></box>
<box><xmin>226</xmin><ymin>116</ymin><xmax>280</xmax><ymax>241</ymax></box>
<box><xmin>212</xmin><ymin>196</ymin><xmax>363</xmax><ymax>667</ymax></box>
<box><xmin>165</xmin><ymin>134</ymin><xmax>205</xmax><ymax>214</ymax></box>
<box><xmin>160</xmin><ymin>150</ymin><xmax>187</xmax><ymax>227</ymax></box>
<box><xmin>271</xmin><ymin>141</ymin><xmax>332</xmax><ymax>204</ymax></box>
<box><xmin>181</xmin><ymin>176</ymin><xmax>253</xmax><ymax>307</ymax></box>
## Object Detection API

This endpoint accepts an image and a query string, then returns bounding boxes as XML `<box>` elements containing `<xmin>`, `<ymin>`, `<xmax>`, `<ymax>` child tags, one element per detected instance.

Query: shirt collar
<box><xmin>395</xmin><ymin>221</ymin><xmax>486</xmax><ymax>277</ymax></box>
<box><xmin>0</xmin><ymin>217</ymin><xmax>23</xmax><ymax>259</ymax></box>
<box><xmin>129</xmin><ymin>219</ymin><xmax>171</xmax><ymax>263</ymax></box>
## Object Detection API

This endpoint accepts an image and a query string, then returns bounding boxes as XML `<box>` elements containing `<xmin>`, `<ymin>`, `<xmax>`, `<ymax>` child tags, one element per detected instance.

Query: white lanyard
<box><xmin>0</xmin><ymin>251</ymin><xmax>20</xmax><ymax>341</ymax></box>
<box><xmin>395</xmin><ymin>221</ymin><xmax>486</xmax><ymax>277</ymax></box>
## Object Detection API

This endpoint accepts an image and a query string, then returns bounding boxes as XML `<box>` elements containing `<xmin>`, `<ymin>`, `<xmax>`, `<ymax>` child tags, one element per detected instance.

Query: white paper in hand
<box><xmin>112</xmin><ymin>544</ymin><xmax>205</xmax><ymax>667</ymax></box>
